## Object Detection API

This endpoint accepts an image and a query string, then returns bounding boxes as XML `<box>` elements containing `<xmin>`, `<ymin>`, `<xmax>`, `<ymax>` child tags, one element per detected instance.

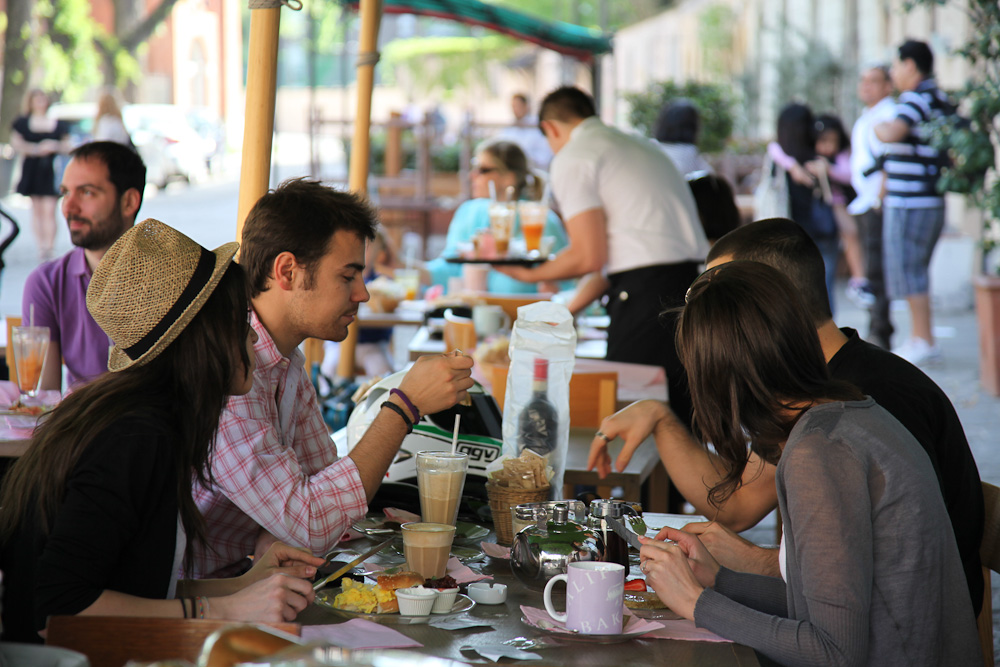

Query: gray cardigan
<box><xmin>693</xmin><ymin>399</ymin><xmax>981</xmax><ymax>666</ymax></box>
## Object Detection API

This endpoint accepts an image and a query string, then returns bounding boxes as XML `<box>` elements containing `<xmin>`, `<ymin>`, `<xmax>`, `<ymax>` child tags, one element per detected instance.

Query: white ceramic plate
<box><xmin>315</xmin><ymin>589</ymin><xmax>475</xmax><ymax>625</ymax></box>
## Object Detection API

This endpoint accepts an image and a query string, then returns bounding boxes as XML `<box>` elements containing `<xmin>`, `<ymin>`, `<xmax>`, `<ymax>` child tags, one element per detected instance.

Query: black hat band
<box><xmin>122</xmin><ymin>247</ymin><xmax>216</xmax><ymax>360</ymax></box>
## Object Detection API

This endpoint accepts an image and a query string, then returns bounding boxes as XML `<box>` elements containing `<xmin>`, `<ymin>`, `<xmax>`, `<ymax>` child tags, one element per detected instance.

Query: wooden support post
<box><xmin>336</xmin><ymin>0</ymin><xmax>383</xmax><ymax>381</ymax></box>
<box><xmin>236</xmin><ymin>3</ymin><xmax>281</xmax><ymax>241</ymax></box>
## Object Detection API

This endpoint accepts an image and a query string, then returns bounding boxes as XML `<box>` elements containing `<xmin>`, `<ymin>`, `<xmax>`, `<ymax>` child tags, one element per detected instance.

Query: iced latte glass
<box><xmin>416</xmin><ymin>451</ymin><xmax>469</xmax><ymax>525</ymax></box>
<box><xmin>401</xmin><ymin>522</ymin><xmax>456</xmax><ymax>579</ymax></box>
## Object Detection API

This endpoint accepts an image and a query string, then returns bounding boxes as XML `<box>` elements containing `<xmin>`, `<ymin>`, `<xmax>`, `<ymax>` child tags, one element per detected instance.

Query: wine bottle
<box><xmin>518</xmin><ymin>357</ymin><xmax>558</xmax><ymax>456</ymax></box>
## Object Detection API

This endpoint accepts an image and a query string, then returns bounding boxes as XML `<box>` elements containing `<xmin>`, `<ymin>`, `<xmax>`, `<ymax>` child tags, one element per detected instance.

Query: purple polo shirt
<box><xmin>22</xmin><ymin>247</ymin><xmax>112</xmax><ymax>388</ymax></box>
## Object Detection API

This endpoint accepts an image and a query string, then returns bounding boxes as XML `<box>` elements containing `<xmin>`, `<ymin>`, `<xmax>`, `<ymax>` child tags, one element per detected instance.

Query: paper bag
<box><xmin>502</xmin><ymin>301</ymin><xmax>576</xmax><ymax>496</ymax></box>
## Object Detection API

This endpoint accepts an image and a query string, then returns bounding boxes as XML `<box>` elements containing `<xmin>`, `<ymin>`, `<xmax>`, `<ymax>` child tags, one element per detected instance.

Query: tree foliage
<box><xmin>383</xmin><ymin>34</ymin><xmax>517</xmax><ymax>97</ymax></box>
<box><xmin>37</xmin><ymin>0</ymin><xmax>105</xmax><ymax>98</ymax></box>
<box><xmin>624</xmin><ymin>81</ymin><xmax>735</xmax><ymax>153</ymax></box>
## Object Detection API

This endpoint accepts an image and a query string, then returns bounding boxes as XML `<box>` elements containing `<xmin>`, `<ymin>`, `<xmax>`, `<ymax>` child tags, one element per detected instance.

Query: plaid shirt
<box><xmin>190</xmin><ymin>311</ymin><xmax>367</xmax><ymax>578</ymax></box>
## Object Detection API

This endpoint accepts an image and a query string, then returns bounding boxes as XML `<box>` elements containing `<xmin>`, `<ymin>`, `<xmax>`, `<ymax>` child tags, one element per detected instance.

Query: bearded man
<box><xmin>22</xmin><ymin>141</ymin><xmax>146</xmax><ymax>390</ymax></box>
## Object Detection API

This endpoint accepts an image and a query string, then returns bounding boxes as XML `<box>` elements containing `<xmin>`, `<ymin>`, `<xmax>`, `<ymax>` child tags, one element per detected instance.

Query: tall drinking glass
<box><xmin>489</xmin><ymin>203</ymin><xmax>515</xmax><ymax>256</ymax></box>
<box><xmin>519</xmin><ymin>201</ymin><xmax>548</xmax><ymax>254</ymax></box>
<box><xmin>11</xmin><ymin>326</ymin><xmax>49</xmax><ymax>400</ymax></box>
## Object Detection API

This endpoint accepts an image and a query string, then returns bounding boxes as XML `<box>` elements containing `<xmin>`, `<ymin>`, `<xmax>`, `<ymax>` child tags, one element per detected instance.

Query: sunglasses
<box><xmin>685</xmin><ymin>266</ymin><xmax>722</xmax><ymax>304</ymax></box>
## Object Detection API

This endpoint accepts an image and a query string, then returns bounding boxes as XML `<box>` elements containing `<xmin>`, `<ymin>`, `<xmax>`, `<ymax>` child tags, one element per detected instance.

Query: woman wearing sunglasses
<box><xmin>424</xmin><ymin>139</ymin><xmax>568</xmax><ymax>294</ymax></box>
<box><xmin>638</xmin><ymin>260</ymin><xmax>979</xmax><ymax>665</ymax></box>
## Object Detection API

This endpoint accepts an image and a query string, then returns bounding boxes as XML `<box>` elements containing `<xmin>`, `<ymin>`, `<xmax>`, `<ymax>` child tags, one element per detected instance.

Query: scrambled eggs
<box><xmin>333</xmin><ymin>578</ymin><xmax>395</xmax><ymax>613</ymax></box>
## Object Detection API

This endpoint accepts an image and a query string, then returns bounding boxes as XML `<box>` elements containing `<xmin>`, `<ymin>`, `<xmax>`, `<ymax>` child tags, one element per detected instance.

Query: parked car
<box><xmin>50</xmin><ymin>102</ymin><xmax>209</xmax><ymax>188</ymax></box>
<box><xmin>122</xmin><ymin>104</ymin><xmax>209</xmax><ymax>187</ymax></box>
<box><xmin>185</xmin><ymin>107</ymin><xmax>227</xmax><ymax>174</ymax></box>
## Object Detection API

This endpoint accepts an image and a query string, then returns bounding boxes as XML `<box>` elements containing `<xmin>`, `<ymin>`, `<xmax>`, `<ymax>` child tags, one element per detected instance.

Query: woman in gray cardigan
<box><xmin>638</xmin><ymin>260</ymin><xmax>980</xmax><ymax>666</ymax></box>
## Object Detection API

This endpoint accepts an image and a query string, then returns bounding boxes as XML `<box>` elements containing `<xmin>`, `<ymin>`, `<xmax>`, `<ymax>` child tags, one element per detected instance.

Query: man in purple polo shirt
<box><xmin>22</xmin><ymin>141</ymin><xmax>146</xmax><ymax>390</ymax></box>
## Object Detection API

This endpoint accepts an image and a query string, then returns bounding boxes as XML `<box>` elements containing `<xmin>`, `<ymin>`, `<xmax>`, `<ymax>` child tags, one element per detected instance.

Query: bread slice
<box><xmin>376</xmin><ymin>570</ymin><xmax>424</xmax><ymax>592</ymax></box>
<box><xmin>374</xmin><ymin>570</ymin><xmax>425</xmax><ymax>613</ymax></box>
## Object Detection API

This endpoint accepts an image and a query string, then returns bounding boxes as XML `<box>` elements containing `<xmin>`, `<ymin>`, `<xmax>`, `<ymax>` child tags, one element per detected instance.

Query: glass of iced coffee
<box><xmin>416</xmin><ymin>451</ymin><xmax>469</xmax><ymax>525</ymax></box>
<box><xmin>488</xmin><ymin>202</ymin><xmax>515</xmax><ymax>256</ymax></box>
<box><xmin>401</xmin><ymin>522</ymin><xmax>457</xmax><ymax>579</ymax></box>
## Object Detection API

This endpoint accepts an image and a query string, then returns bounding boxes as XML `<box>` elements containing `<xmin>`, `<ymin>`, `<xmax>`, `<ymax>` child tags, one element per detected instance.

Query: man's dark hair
<box><xmin>706</xmin><ymin>218</ymin><xmax>833</xmax><ymax>325</ymax></box>
<box><xmin>538</xmin><ymin>87</ymin><xmax>596</xmax><ymax>126</ymax></box>
<box><xmin>512</xmin><ymin>93</ymin><xmax>528</xmax><ymax>105</ymax></box>
<box><xmin>654</xmin><ymin>99</ymin><xmax>699</xmax><ymax>144</ymax></box>
<box><xmin>70</xmin><ymin>141</ymin><xmax>147</xmax><ymax>210</ymax></box>
<box><xmin>899</xmin><ymin>39</ymin><xmax>934</xmax><ymax>77</ymax></box>
<box><xmin>240</xmin><ymin>177</ymin><xmax>378</xmax><ymax>296</ymax></box>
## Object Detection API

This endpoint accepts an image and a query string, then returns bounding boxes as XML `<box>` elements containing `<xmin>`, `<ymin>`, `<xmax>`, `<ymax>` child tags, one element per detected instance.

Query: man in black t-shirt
<box><xmin>587</xmin><ymin>218</ymin><xmax>984</xmax><ymax>614</ymax></box>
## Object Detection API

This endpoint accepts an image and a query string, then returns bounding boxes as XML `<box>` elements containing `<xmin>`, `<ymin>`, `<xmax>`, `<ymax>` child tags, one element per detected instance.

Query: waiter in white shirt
<box><xmin>496</xmin><ymin>86</ymin><xmax>709</xmax><ymax>428</ymax></box>
<box><xmin>848</xmin><ymin>64</ymin><xmax>897</xmax><ymax>350</ymax></box>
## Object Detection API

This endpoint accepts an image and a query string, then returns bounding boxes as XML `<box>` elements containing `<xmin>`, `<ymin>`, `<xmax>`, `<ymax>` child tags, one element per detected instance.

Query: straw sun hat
<box><xmin>87</xmin><ymin>218</ymin><xmax>239</xmax><ymax>372</ymax></box>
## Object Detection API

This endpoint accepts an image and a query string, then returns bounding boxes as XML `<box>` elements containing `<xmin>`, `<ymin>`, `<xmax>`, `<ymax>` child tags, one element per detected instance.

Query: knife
<box><xmin>312</xmin><ymin>536</ymin><xmax>394</xmax><ymax>591</ymax></box>
<box><xmin>604</xmin><ymin>515</ymin><xmax>643</xmax><ymax>551</ymax></box>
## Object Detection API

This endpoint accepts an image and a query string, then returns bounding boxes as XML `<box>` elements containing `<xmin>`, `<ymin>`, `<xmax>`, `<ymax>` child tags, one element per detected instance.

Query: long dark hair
<box><xmin>776</xmin><ymin>103</ymin><xmax>816</xmax><ymax>164</ymax></box>
<box><xmin>0</xmin><ymin>263</ymin><xmax>251</xmax><ymax>572</ymax></box>
<box><xmin>676</xmin><ymin>261</ymin><xmax>862</xmax><ymax>508</ymax></box>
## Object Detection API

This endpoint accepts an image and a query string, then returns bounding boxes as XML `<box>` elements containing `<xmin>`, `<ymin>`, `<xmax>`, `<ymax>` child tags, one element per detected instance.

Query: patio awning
<box><xmin>342</xmin><ymin>0</ymin><xmax>613</xmax><ymax>63</ymax></box>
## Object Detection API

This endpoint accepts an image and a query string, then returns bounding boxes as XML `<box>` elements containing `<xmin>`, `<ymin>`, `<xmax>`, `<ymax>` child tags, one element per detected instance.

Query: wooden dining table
<box><xmin>564</xmin><ymin>426</ymin><xmax>671</xmax><ymax>513</ymax></box>
<box><xmin>296</xmin><ymin>533</ymin><xmax>761</xmax><ymax>666</ymax></box>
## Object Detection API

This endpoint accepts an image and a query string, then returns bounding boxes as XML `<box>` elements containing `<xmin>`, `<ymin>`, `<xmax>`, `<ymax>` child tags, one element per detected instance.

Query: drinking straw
<box><xmin>505</xmin><ymin>185</ymin><xmax>515</xmax><ymax>202</ymax></box>
<box><xmin>488</xmin><ymin>180</ymin><xmax>497</xmax><ymax>202</ymax></box>
<box><xmin>29</xmin><ymin>304</ymin><xmax>34</xmax><ymax>328</ymax></box>
<box><xmin>451</xmin><ymin>413</ymin><xmax>461</xmax><ymax>454</ymax></box>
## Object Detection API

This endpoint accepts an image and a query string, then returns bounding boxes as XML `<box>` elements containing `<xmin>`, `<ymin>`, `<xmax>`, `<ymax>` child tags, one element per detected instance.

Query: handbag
<box><xmin>806</xmin><ymin>197</ymin><xmax>838</xmax><ymax>241</ymax></box>
<box><xmin>753</xmin><ymin>154</ymin><xmax>790</xmax><ymax>220</ymax></box>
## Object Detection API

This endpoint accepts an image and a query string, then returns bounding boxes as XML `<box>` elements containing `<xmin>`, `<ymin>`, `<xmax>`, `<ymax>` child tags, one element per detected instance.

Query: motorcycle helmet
<box><xmin>343</xmin><ymin>369</ymin><xmax>503</xmax><ymax>486</ymax></box>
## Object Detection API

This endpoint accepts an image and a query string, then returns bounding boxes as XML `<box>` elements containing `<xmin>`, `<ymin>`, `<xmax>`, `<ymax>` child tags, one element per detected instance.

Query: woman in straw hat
<box><xmin>0</xmin><ymin>219</ymin><xmax>324</xmax><ymax>643</ymax></box>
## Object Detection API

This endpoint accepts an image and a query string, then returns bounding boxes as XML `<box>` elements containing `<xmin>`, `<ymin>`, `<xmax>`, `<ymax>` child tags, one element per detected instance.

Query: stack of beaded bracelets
<box><xmin>180</xmin><ymin>595</ymin><xmax>210</xmax><ymax>619</ymax></box>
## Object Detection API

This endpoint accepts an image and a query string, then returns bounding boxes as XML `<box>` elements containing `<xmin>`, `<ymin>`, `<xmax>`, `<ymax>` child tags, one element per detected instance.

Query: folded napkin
<box><xmin>460</xmin><ymin>644</ymin><xmax>542</xmax><ymax>662</ymax></box>
<box><xmin>383</xmin><ymin>507</ymin><xmax>421</xmax><ymax>523</ymax></box>
<box><xmin>429</xmin><ymin>616</ymin><xmax>495</xmax><ymax>631</ymax></box>
<box><xmin>300</xmin><ymin>619</ymin><xmax>422</xmax><ymax>649</ymax></box>
<box><xmin>480</xmin><ymin>542</ymin><xmax>511</xmax><ymax>559</ymax></box>
<box><xmin>637</xmin><ymin>619</ymin><xmax>729</xmax><ymax>643</ymax></box>
<box><xmin>338</xmin><ymin>527</ymin><xmax>367</xmax><ymax>543</ymax></box>
<box><xmin>520</xmin><ymin>605</ymin><xmax>664</xmax><ymax>637</ymax></box>
<box><xmin>446</xmin><ymin>556</ymin><xmax>491</xmax><ymax>584</ymax></box>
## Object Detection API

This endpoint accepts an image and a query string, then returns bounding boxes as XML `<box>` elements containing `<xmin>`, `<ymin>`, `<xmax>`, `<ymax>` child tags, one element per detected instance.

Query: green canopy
<box><xmin>343</xmin><ymin>0</ymin><xmax>613</xmax><ymax>62</ymax></box>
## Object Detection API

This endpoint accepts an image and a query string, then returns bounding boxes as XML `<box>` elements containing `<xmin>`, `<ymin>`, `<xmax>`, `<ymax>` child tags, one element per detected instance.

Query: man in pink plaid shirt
<box><xmin>190</xmin><ymin>179</ymin><xmax>475</xmax><ymax>578</ymax></box>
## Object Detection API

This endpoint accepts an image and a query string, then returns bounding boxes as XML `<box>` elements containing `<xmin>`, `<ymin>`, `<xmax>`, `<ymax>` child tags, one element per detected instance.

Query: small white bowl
<box><xmin>395</xmin><ymin>587</ymin><xmax>437</xmax><ymax>616</ymax></box>
<box><xmin>466</xmin><ymin>582</ymin><xmax>507</xmax><ymax>605</ymax></box>
<box><xmin>429</xmin><ymin>587</ymin><xmax>459</xmax><ymax>613</ymax></box>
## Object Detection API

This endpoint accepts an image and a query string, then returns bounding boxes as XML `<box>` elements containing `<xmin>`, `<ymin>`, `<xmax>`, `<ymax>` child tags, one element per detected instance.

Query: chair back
<box><xmin>443</xmin><ymin>308</ymin><xmax>477</xmax><ymax>353</ymax></box>
<box><xmin>977</xmin><ymin>481</ymin><xmax>1000</xmax><ymax>665</ymax></box>
<box><xmin>486</xmin><ymin>364</ymin><xmax>617</xmax><ymax>429</ymax></box>
<box><xmin>44</xmin><ymin>616</ymin><xmax>300</xmax><ymax>667</ymax></box>
<box><xmin>478</xmin><ymin>292</ymin><xmax>554</xmax><ymax>324</ymax></box>
<box><xmin>6</xmin><ymin>315</ymin><xmax>20</xmax><ymax>387</ymax></box>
